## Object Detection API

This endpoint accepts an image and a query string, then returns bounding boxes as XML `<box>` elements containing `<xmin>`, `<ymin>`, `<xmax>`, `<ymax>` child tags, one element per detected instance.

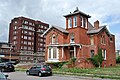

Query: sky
<box><xmin>0</xmin><ymin>0</ymin><xmax>120</xmax><ymax>50</ymax></box>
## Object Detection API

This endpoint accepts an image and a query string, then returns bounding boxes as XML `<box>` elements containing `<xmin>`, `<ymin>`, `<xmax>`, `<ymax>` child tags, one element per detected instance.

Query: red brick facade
<box><xmin>9</xmin><ymin>17</ymin><xmax>49</xmax><ymax>63</ymax></box>
<box><xmin>44</xmin><ymin>8</ymin><xmax>116</xmax><ymax>68</ymax></box>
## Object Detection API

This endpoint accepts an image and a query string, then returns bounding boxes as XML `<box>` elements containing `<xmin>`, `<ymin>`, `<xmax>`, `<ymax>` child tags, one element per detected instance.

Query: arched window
<box><xmin>70</xmin><ymin>33</ymin><xmax>75</xmax><ymax>43</ymax></box>
<box><xmin>52</xmin><ymin>34</ymin><xmax>56</xmax><ymax>44</ymax></box>
<box><xmin>50</xmin><ymin>34</ymin><xmax>58</xmax><ymax>44</ymax></box>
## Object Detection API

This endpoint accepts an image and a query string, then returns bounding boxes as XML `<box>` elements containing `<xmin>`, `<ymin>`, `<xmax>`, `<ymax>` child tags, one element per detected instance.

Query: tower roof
<box><xmin>64</xmin><ymin>7</ymin><xmax>91</xmax><ymax>18</ymax></box>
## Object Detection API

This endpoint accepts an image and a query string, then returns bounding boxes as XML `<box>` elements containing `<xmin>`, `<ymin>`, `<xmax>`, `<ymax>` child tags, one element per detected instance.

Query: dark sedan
<box><xmin>0</xmin><ymin>62</ymin><xmax>15</xmax><ymax>72</ymax></box>
<box><xmin>26</xmin><ymin>65</ymin><xmax>52</xmax><ymax>77</ymax></box>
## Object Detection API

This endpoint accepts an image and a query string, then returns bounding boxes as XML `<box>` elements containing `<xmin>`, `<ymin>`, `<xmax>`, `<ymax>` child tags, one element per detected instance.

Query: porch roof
<box><xmin>47</xmin><ymin>43</ymin><xmax>81</xmax><ymax>47</ymax></box>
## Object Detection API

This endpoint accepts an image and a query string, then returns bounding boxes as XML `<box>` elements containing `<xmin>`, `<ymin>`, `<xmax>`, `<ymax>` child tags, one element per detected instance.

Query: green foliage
<box><xmin>116</xmin><ymin>56</ymin><xmax>120</xmax><ymax>63</ymax></box>
<box><xmin>53</xmin><ymin>64</ymin><xmax>120</xmax><ymax>79</ymax></box>
<box><xmin>71</xmin><ymin>57</ymin><xmax>76</xmax><ymax>62</ymax></box>
<box><xmin>88</xmin><ymin>48</ymin><xmax>103</xmax><ymax>67</ymax></box>
<box><xmin>47</xmin><ymin>61</ymin><xmax>67</xmax><ymax>68</ymax></box>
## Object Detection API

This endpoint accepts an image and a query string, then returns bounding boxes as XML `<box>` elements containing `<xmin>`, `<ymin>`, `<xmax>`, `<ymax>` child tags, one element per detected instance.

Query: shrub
<box><xmin>71</xmin><ymin>57</ymin><xmax>76</xmax><ymax>62</ymax></box>
<box><xmin>116</xmin><ymin>56</ymin><xmax>120</xmax><ymax>63</ymax></box>
<box><xmin>47</xmin><ymin>61</ymin><xmax>67</xmax><ymax>68</ymax></box>
<box><xmin>88</xmin><ymin>48</ymin><xmax>103</xmax><ymax>68</ymax></box>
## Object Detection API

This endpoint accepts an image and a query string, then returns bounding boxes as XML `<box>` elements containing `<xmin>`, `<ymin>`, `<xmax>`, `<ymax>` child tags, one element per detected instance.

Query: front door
<box><xmin>69</xmin><ymin>46</ymin><xmax>74</xmax><ymax>58</ymax></box>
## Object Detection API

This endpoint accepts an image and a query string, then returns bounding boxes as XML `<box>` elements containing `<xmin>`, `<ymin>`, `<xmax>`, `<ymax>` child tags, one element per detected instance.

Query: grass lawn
<box><xmin>53</xmin><ymin>64</ymin><xmax>120</xmax><ymax>79</ymax></box>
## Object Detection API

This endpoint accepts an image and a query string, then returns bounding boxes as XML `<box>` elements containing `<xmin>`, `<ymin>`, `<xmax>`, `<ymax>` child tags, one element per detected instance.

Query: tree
<box><xmin>88</xmin><ymin>48</ymin><xmax>103</xmax><ymax>68</ymax></box>
<box><xmin>97</xmin><ymin>48</ymin><xmax>104</xmax><ymax>68</ymax></box>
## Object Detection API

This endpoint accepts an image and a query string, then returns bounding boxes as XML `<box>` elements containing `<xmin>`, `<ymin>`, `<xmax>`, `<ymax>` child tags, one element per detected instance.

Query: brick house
<box><xmin>43</xmin><ymin>8</ymin><xmax>116</xmax><ymax>68</ymax></box>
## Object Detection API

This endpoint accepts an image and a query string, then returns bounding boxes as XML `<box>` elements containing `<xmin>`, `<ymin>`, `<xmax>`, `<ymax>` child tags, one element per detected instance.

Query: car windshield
<box><xmin>43</xmin><ymin>65</ymin><xmax>50</xmax><ymax>68</ymax></box>
<box><xmin>0</xmin><ymin>73</ymin><xmax>6</xmax><ymax>79</ymax></box>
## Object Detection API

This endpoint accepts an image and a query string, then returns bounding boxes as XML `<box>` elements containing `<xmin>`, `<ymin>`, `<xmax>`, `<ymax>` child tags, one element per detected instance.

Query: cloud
<box><xmin>0</xmin><ymin>0</ymin><xmax>120</xmax><ymax>49</ymax></box>
<box><xmin>115</xmin><ymin>33</ymin><xmax>120</xmax><ymax>50</ymax></box>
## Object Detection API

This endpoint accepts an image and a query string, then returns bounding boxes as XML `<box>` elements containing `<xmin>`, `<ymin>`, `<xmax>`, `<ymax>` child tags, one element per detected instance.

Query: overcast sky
<box><xmin>0</xmin><ymin>0</ymin><xmax>120</xmax><ymax>49</ymax></box>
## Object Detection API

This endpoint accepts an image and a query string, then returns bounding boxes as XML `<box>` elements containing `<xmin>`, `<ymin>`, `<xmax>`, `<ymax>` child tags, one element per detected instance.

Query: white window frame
<box><xmin>73</xmin><ymin>16</ymin><xmax>77</xmax><ymax>27</ymax></box>
<box><xmin>68</xmin><ymin>18</ymin><xmax>72</xmax><ymax>28</ymax></box>
<box><xmin>80</xmin><ymin>16</ymin><xmax>83</xmax><ymax>27</ymax></box>
<box><xmin>48</xmin><ymin>47</ymin><xmax>59</xmax><ymax>62</ymax></box>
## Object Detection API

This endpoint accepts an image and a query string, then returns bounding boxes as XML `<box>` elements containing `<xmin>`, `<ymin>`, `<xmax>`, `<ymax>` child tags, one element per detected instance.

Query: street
<box><xmin>4</xmin><ymin>71</ymin><xmax>111</xmax><ymax>80</ymax></box>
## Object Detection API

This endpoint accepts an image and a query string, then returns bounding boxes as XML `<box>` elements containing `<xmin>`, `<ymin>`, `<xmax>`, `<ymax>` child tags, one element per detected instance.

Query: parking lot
<box><xmin>3</xmin><ymin>71</ymin><xmax>111</xmax><ymax>80</ymax></box>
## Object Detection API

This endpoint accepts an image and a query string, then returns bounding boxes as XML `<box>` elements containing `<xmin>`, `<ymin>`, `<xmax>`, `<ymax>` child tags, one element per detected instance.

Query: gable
<box><xmin>42</xmin><ymin>25</ymin><xmax>69</xmax><ymax>36</ymax></box>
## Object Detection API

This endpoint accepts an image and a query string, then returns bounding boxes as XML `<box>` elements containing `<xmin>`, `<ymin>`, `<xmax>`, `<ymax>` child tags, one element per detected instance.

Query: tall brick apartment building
<box><xmin>9</xmin><ymin>17</ymin><xmax>49</xmax><ymax>63</ymax></box>
<box><xmin>43</xmin><ymin>8</ymin><xmax>116</xmax><ymax>68</ymax></box>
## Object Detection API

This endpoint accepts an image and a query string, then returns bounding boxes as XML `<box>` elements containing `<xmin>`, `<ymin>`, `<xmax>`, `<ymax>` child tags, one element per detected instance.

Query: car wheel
<box><xmin>50</xmin><ymin>72</ymin><xmax>52</xmax><ymax>76</ymax></box>
<box><xmin>38</xmin><ymin>72</ymin><xmax>42</xmax><ymax>77</ymax></box>
<box><xmin>26</xmin><ymin>71</ymin><xmax>30</xmax><ymax>75</ymax></box>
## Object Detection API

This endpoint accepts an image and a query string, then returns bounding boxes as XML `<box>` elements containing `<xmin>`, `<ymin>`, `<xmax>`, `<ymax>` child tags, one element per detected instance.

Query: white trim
<box><xmin>104</xmin><ymin>50</ymin><xmax>106</xmax><ymax>60</ymax></box>
<box><xmin>47</xmin><ymin>47</ymin><xmax>59</xmax><ymax>62</ymax></box>
<box><xmin>62</xmin><ymin>47</ymin><xmax>64</xmax><ymax>58</ymax></box>
<box><xmin>68</xmin><ymin>18</ymin><xmax>72</xmax><ymax>28</ymax></box>
<box><xmin>74</xmin><ymin>46</ymin><xmax>76</xmax><ymax>58</ymax></box>
<box><xmin>73</xmin><ymin>16</ymin><xmax>77</xmax><ymax>27</ymax></box>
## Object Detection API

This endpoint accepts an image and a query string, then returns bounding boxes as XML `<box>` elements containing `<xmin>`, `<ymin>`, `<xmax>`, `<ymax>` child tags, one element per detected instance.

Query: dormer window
<box><xmin>70</xmin><ymin>33</ymin><xmax>75</xmax><ymax>43</ymax></box>
<box><xmin>73</xmin><ymin>16</ymin><xmax>77</xmax><ymax>27</ymax></box>
<box><xmin>68</xmin><ymin>18</ymin><xmax>72</xmax><ymax>28</ymax></box>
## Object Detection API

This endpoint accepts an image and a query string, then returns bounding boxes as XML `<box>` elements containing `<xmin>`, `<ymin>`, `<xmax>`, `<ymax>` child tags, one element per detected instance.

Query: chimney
<box><xmin>94</xmin><ymin>20</ymin><xmax>99</xmax><ymax>29</ymax></box>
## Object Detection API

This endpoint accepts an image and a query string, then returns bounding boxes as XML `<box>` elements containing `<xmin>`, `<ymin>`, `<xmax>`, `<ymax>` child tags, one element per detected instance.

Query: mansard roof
<box><xmin>64</xmin><ymin>7</ymin><xmax>91</xmax><ymax>18</ymax></box>
<box><xmin>42</xmin><ymin>25</ymin><xmax>69</xmax><ymax>36</ymax></box>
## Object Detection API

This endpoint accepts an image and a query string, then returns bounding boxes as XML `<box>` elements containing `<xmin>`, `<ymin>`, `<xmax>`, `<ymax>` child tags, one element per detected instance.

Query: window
<box><xmin>24</xmin><ymin>46</ymin><xmax>27</xmax><ymax>49</ymax></box>
<box><xmin>90</xmin><ymin>37</ymin><xmax>94</xmax><ymax>45</ymax></box>
<box><xmin>110</xmin><ymin>37</ymin><xmax>113</xmax><ymax>42</ymax></box>
<box><xmin>28</xmin><ymin>37</ymin><xmax>31</xmax><ymax>40</ymax></box>
<box><xmin>29</xmin><ymin>32</ymin><xmax>32</xmax><ymax>35</ymax></box>
<box><xmin>24</xmin><ymin>36</ymin><xmax>27</xmax><ymax>39</ymax></box>
<box><xmin>14</xmin><ymin>26</ymin><xmax>17</xmax><ymax>30</ymax></box>
<box><xmin>101</xmin><ymin>35</ymin><xmax>106</xmax><ymax>44</ymax></box>
<box><xmin>102</xmin><ymin>49</ymin><xmax>106</xmax><ymax>60</ymax></box>
<box><xmin>51</xmin><ymin>34</ymin><xmax>58</xmax><ymax>44</ymax></box>
<box><xmin>49</xmin><ymin>48</ymin><xmax>51</xmax><ymax>58</ymax></box>
<box><xmin>53</xmin><ymin>47</ymin><xmax>57</xmax><ymax>58</ymax></box>
<box><xmin>24</xmin><ymin>41</ymin><xmax>27</xmax><ymax>44</ymax></box>
<box><xmin>28</xmin><ymin>47</ymin><xmax>31</xmax><ymax>50</ymax></box>
<box><xmin>13</xmin><ymin>31</ymin><xmax>17</xmax><ymax>35</ymax></box>
<box><xmin>24</xmin><ymin>21</ymin><xmax>28</xmax><ymax>24</ymax></box>
<box><xmin>90</xmin><ymin>50</ymin><xmax>94</xmax><ymax>58</ymax></box>
<box><xmin>68</xmin><ymin>18</ymin><xmax>72</xmax><ymax>28</ymax></box>
<box><xmin>29</xmin><ymin>22</ymin><xmax>32</xmax><ymax>25</ymax></box>
<box><xmin>13</xmin><ymin>36</ymin><xmax>17</xmax><ymax>39</ymax></box>
<box><xmin>70</xmin><ymin>33</ymin><xmax>75</xmax><ymax>43</ymax></box>
<box><xmin>28</xmin><ymin>42</ymin><xmax>31</xmax><ymax>45</ymax></box>
<box><xmin>41</xmin><ymin>25</ymin><xmax>43</xmax><ymax>28</ymax></box>
<box><xmin>14</xmin><ymin>21</ymin><xmax>17</xmax><ymax>23</ymax></box>
<box><xmin>73</xmin><ymin>16</ymin><xmax>77</xmax><ymax>27</ymax></box>
<box><xmin>24</xmin><ymin>31</ymin><xmax>27</xmax><ymax>34</ymax></box>
<box><xmin>80</xmin><ymin>16</ymin><xmax>83</xmax><ymax>27</ymax></box>
<box><xmin>48</xmin><ymin>47</ymin><xmax>58</xmax><ymax>59</ymax></box>
<box><xmin>83</xmin><ymin>18</ymin><xmax>87</xmax><ymax>28</ymax></box>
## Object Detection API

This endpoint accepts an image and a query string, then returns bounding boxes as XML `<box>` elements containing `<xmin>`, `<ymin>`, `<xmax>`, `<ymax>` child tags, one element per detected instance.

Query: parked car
<box><xmin>0</xmin><ymin>62</ymin><xmax>15</xmax><ymax>72</ymax></box>
<box><xmin>26</xmin><ymin>65</ymin><xmax>52</xmax><ymax>77</ymax></box>
<box><xmin>0</xmin><ymin>72</ymin><xmax>10</xmax><ymax>80</ymax></box>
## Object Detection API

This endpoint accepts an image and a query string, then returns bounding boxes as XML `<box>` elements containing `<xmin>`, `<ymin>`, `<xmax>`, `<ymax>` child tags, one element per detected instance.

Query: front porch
<box><xmin>46</xmin><ymin>43</ymin><xmax>81</xmax><ymax>62</ymax></box>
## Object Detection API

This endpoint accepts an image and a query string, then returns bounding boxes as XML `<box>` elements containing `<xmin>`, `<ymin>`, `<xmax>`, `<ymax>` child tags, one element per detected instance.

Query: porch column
<box><xmin>74</xmin><ymin>46</ymin><xmax>76</xmax><ymax>58</ymax></box>
<box><xmin>62</xmin><ymin>47</ymin><xmax>64</xmax><ymax>59</ymax></box>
